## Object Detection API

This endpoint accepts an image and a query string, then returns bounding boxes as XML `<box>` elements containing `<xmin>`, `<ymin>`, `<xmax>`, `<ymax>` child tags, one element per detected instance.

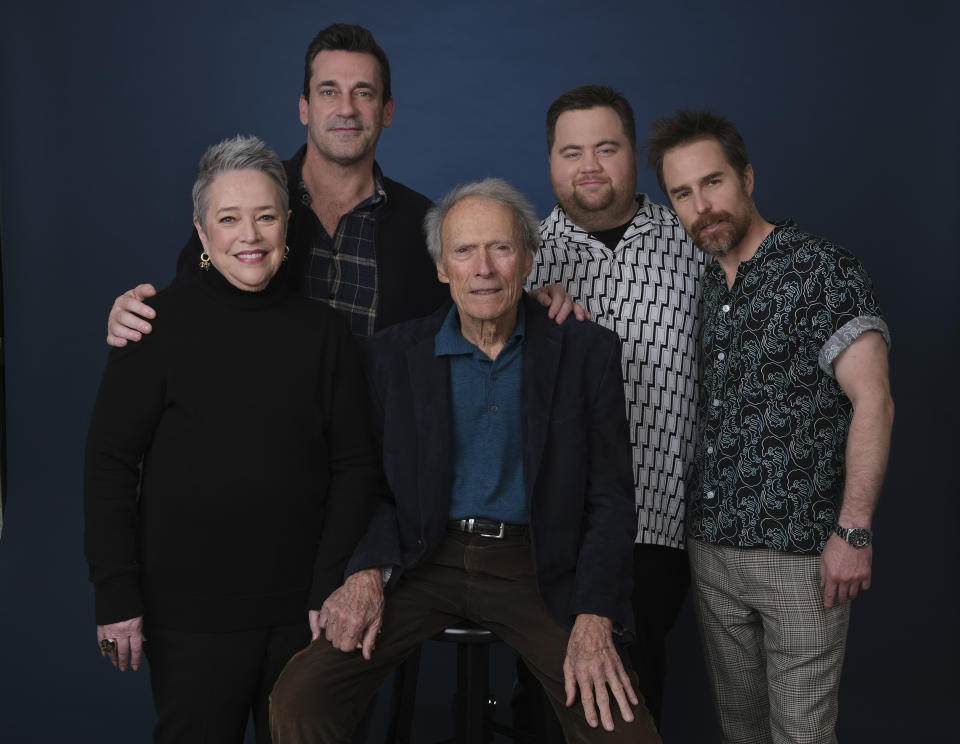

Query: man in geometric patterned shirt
<box><xmin>647</xmin><ymin>109</ymin><xmax>894</xmax><ymax>743</ymax></box>
<box><xmin>528</xmin><ymin>85</ymin><xmax>707</xmax><ymax>731</ymax></box>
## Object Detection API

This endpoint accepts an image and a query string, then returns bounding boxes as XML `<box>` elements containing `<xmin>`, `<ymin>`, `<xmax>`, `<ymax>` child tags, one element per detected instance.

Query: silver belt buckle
<box><xmin>469</xmin><ymin>517</ymin><xmax>505</xmax><ymax>539</ymax></box>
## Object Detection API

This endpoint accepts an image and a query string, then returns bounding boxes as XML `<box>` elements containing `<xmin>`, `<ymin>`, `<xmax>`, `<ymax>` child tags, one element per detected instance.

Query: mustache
<box><xmin>325</xmin><ymin>117</ymin><xmax>367</xmax><ymax>131</ymax></box>
<box><xmin>691</xmin><ymin>210</ymin><xmax>733</xmax><ymax>235</ymax></box>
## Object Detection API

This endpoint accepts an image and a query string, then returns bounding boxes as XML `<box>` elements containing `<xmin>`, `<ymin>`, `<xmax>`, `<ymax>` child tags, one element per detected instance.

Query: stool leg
<box><xmin>455</xmin><ymin>642</ymin><xmax>490</xmax><ymax>744</ymax></box>
<box><xmin>386</xmin><ymin>643</ymin><xmax>422</xmax><ymax>744</ymax></box>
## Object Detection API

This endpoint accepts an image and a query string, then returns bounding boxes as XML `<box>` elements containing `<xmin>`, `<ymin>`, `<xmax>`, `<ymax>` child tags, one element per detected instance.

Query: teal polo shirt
<box><xmin>434</xmin><ymin>302</ymin><xmax>528</xmax><ymax>525</ymax></box>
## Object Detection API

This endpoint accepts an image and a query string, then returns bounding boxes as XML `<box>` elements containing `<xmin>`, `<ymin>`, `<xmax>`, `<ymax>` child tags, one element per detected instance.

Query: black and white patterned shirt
<box><xmin>690</xmin><ymin>221</ymin><xmax>889</xmax><ymax>555</ymax></box>
<box><xmin>298</xmin><ymin>167</ymin><xmax>387</xmax><ymax>337</ymax></box>
<box><xmin>531</xmin><ymin>197</ymin><xmax>706</xmax><ymax>549</ymax></box>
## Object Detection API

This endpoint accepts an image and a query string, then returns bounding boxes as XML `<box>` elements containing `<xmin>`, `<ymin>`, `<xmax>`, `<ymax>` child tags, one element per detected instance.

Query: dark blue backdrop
<box><xmin>1</xmin><ymin>1</ymin><xmax>956</xmax><ymax>740</ymax></box>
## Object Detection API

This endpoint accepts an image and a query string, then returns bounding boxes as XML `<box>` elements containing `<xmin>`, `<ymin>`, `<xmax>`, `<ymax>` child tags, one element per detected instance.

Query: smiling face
<box><xmin>436</xmin><ymin>196</ymin><xmax>533</xmax><ymax>343</ymax></box>
<box><xmin>194</xmin><ymin>169</ymin><xmax>288</xmax><ymax>292</ymax></box>
<box><xmin>661</xmin><ymin>137</ymin><xmax>755</xmax><ymax>258</ymax></box>
<box><xmin>299</xmin><ymin>50</ymin><xmax>394</xmax><ymax>167</ymax></box>
<box><xmin>549</xmin><ymin>106</ymin><xmax>638</xmax><ymax>231</ymax></box>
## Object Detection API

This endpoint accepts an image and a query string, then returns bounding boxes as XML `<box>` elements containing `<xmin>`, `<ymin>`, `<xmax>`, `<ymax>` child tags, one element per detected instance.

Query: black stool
<box><xmin>386</xmin><ymin>622</ymin><xmax>529</xmax><ymax>744</ymax></box>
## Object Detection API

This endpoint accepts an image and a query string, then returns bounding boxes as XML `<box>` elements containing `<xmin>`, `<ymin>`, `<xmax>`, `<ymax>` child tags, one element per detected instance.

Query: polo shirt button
<box><xmin>717</xmin><ymin>352</ymin><xmax>725</xmax><ymax>361</ymax></box>
<box><xmin>721</xmin><ymin>304</ymin><xmax>730</xmax><ymax>313</ymax></box>
<box><xmin>707</xmin><ymin>446</ymin><xmax>714</xmax><ymax>454</ymax></box>
<box><xmin>712</xmin><ymin>398</ymin><xmax>720</xmax><ymax>407</ymax></box>
<box><xmin>491</xmin><ymin>405</ymin><xmax>499</xmax><ymax>413</ymax></box>
<box><xmin>706</xmin><ymin>490</ymin><xmax>715</xmax><ymax>500</ymax></box>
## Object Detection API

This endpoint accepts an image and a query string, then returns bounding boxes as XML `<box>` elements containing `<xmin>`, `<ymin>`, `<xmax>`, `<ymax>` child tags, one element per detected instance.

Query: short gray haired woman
<box><xmin>84</xmin><ymin>135</ymin><xmax>380</xmax><ymax>742</ymax></box>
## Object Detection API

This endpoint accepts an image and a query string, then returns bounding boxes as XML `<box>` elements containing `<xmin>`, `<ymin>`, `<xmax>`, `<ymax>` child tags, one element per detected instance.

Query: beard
<box><xmin>561</xmin><ymin>181</ymin><xmax>638</xmax><ymax>232</ymax></box>
<box><xmin>570</xmin><ymin>182</ymin><xmax>616</xmax><ymax>214</ymax></box>
<box><xmin>690</xmin><ymin>208</ymin><xmax>752</xmax><ymax>258</ymax></box>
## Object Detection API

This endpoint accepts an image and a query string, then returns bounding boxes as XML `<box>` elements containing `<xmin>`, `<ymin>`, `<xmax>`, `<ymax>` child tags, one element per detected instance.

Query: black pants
<box><xmin>145</xmin><ymin>621</ymin><xmax>310</xmax><ymax>743</ymax></box>
<box><xmin>270</xmin><ymin>532</ymin><xmax>660</xmax><ymax>743</ymax></box>
<box><xmin>628</xmin><ymin>543</ymin><xmax>690</xmax><ymax>729</ymax></box>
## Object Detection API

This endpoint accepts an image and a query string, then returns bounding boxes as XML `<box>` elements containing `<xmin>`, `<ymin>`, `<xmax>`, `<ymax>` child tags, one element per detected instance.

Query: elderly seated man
<box><xmin>269</xmin><ymin>178</ymin><xmax>660</xmax><ymax>743</ymax></box>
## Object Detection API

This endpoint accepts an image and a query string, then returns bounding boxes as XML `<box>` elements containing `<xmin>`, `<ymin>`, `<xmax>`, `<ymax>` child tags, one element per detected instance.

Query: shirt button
<box><xmin>608</xmin><ymin>308</ymin><xmax>615</xmax><ymax>315</ymax></box>
<box><xmin>491</xmin><ymin>372</ymin><xmax>498</xmax><ymax>380</ymax></box>
<box><xmin>721</xmin><ymin>304</ymin><xmax>730</xmax><ymax>313</ymax></box>
<box><xmin>712</xmin><ymin>398</ymin><xmax>720</xmax><ymax>407</ymax></box>
<box><xmin>490</xmin><ymin>405</ymin><xmax>499</xmax><ymax>413</ymax></box>
<box><xmin>707</xmin><ymin>446</ymin><xmax>714</xmax><ymax>454</ymax></box>
<box><xmin>329</xmin><ymin>291</ymin><xmax>335</xmax><ymax>299</ymax></box>
<box><xmin>706</xmin><ymin>491</ymin><xmax>715</xmax><ymax>500</ymax></box>
<box><xmin>717</xmin><ymin>352</ymin><xmax>725</xmax><ymax>361</ymax></box>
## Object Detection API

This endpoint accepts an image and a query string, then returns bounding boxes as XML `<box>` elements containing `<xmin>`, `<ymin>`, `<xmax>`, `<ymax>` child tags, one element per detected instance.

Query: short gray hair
<box><xmin>424</xmin><ymin>178</ymin><xmax>541</xmax><ymax>263</ymax></box>
<box><xmin>192</xmin><ymin>135</ymin><xmax>288</xmax><ymax>230</ymax></box>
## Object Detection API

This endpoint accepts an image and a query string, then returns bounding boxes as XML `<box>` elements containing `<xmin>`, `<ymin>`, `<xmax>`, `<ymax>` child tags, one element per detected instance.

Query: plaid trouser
<box><xmin>688</xmin><ymin>539</ymin><xmax>850</xmax><ymax>744</ymax></box>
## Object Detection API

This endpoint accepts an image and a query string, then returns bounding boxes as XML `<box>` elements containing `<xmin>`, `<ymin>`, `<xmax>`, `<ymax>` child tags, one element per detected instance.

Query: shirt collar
<box><xmin>705</xmin><ymin>218</ymin><xmax>797</xmax><ymax>284</ymax></box>
<box><xmin>294</xmin><ymin>161</ymin><xmax>388</xmax><ymax>211</ymax></box>
<box><xmin>434</xmin><ymin>300</ymin><xmax>526</xmax><ymax>358</ymax></box>
<box><xmin>547</xmin><ymin>194</ymin><xmax>670</xmax><ymax>247</ymax></box>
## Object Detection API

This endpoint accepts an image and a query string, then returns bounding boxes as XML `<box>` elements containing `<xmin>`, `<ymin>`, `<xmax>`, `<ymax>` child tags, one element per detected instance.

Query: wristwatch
<box><xmin>835</xmin><ymin>524</ymin><xmax>873</xmax><ymax>548</ymax></box>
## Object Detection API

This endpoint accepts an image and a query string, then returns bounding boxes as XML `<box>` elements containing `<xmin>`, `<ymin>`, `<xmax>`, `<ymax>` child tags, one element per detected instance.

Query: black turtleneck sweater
<box><xmin>84</xmin><ymin>265</ymin><xmax>381</xmax><ymax>632</ymax></box>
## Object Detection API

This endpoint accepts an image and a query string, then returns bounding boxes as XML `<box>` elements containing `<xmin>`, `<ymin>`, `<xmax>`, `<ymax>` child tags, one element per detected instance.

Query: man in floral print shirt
<box><xmin>647</xmin><ymin>109</ymin><xmax>894</xmax><ymax>744</ymax></box>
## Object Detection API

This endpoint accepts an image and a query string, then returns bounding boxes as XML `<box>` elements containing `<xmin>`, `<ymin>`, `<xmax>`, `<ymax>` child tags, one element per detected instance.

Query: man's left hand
<box><xmin>563</xmin><ymin>613</ymin><xmax>638</xmax><ymax>731</ymax></box>
<box><xmin>820</xmin><ymin>533</ymin><xmax>872</xmax><ymax>608</ymax></box>
<box><xmin>529</xmin><ymin>284</ymin><xmax>589</xmax><ymax>323</ymax></box>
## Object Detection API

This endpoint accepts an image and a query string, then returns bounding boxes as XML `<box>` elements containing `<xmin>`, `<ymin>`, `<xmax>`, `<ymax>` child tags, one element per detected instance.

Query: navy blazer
<box><xmin>347</xmin><ymin>293</ymin><xmax>636</xmax><ymax>636</ymax></box>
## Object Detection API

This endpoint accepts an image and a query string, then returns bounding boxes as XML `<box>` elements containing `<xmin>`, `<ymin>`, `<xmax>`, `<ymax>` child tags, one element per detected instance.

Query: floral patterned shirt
<box><xmin>688</xmin><ymin>221</ymin><xmax>889</xmax><ymax>554</ymax></box>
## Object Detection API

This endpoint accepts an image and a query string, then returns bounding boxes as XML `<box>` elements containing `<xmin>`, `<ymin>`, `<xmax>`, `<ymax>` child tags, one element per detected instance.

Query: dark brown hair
<box><xmin>302</xmin><ymin>24</ymin><xmax>391</xmax><ymax>102</ymax></box>
<box><xmin>545</xmin><ymin>85</ymin><xmax>637</xmax><ymax>153</ymax></box>
<box><xmin>646</xmin><ymin>109</ymin><xmax>750</xmax><ymax>193</ymax></box>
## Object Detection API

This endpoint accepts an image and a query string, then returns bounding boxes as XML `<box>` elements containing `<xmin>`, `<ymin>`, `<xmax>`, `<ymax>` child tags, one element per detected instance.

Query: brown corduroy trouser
<box><xmin>270</xmin><ymin>531</ymin><xmax>660</xmax><ymax>743</ymax></box>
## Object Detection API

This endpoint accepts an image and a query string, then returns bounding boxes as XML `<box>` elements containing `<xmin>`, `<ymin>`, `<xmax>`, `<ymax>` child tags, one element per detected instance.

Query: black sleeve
<box><xmin>83</xmin><ymin>321</ymin><xmax>166</xmax><ymax>624</ymax></box>
<box><xmin>308</xmin><ymin>319</ymin><xmax>386</xmax><ymax>608</ymax></box>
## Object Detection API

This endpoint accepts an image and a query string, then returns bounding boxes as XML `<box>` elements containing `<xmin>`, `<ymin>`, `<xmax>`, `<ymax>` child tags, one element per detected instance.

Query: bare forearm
<box><xmin>838</xmin><ymin>391</ymin><xmax>894</xmax><ymax>526</ymax></box>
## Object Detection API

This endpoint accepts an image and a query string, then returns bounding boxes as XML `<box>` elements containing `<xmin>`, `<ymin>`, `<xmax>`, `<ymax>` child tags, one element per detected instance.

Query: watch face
<box><xmin>847</xmin><ymin>528</ymin><xmax>872</xmax><ymax>548</ymax></box>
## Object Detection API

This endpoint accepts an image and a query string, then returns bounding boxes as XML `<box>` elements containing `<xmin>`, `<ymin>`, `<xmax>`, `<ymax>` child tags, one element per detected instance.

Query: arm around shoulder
<box><xmin>106</xmin><ymin>284</ymin><xmax>157</xmax><ymax>347</ymax></box>
<box><xmin>106</xmin><ymin>227</ymin><xmax>203</xmax><ymax>347</ymax></box>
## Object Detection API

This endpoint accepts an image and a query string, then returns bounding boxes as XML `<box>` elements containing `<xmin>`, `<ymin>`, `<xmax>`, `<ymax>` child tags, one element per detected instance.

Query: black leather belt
<box><xmin>448</xmin><ymin>517</ymin><xmax>527</xmax><ymax>539</ymax></box>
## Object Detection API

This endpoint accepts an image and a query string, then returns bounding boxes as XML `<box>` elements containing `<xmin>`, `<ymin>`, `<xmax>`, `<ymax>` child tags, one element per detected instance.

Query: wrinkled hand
<box><xmin>820</xmin><ymin>534</ymin><xmax>872</xmax><ymax>608</ymax></box>
<box><xmin>316</xmin><ymin>568</ymin><xmax>384</xmax><ymax>659</ymax></box>
<box><xmin>563</xmin><ymin>613</ymin><xmax>638</xmax><ymax>731</ymax></box>
<box><xmin>530</xmin><ymin>284</ymin><xmax>589</xmax><ymax>324</ymax></box>
<box><xmin>97</xmin><ymin>616</ymin><xmax>145</xmax><ymax>672</ymax></box>
<box><xmin>107</xmin><ymin>284</ymin><xmax>157</xmax><ymax>347</ymax></box>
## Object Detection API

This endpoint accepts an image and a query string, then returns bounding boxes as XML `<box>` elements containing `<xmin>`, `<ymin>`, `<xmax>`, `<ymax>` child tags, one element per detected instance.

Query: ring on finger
<box><xmin>100</xmin><ymin>638</ymin><xmax>118</xmax><ymax>654</ymax></box>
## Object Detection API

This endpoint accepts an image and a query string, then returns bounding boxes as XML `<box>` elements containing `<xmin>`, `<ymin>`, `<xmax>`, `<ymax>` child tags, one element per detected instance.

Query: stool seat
<box><xmin>434</xmin><ymin>622</ymin><xmax>500</xmax><ymax>644</ymax></box>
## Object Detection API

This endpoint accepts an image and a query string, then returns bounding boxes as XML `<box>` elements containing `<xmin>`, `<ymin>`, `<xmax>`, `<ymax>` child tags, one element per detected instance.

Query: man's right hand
<box><xmin>316</xmin><ymin>568</ymin><xmax>384</xmax><ymax>660</ymax></box>
<box><xmin>107</xmin><ymin>284</ymin><xmax>158</xmax><ymax>347</ymax></box>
